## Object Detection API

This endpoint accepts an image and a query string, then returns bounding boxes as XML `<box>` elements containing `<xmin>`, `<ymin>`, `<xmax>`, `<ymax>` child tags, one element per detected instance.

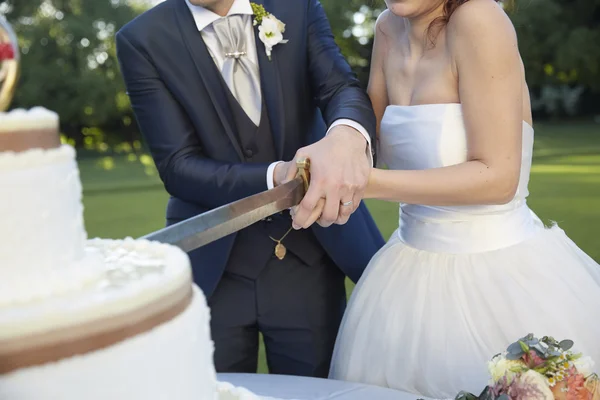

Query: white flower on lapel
<box><xmin>251</xmin><ymin>3</ymin><xmax>288</xmax><ymax>60</ymax></box>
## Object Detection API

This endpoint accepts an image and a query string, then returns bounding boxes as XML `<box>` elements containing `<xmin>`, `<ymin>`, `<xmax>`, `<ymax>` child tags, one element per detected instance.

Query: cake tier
<box><xmin>0</xmin><ymin>238</ymin><xmax>221</xmax><ymax>400</ymax></box>
<box><xmin>0</xmin><ymin>107</ymin><xmax>61</xmax><ymax>151</ymax></box>
<box><xmin>0</xmin><ymin>144</ymin><xmax>104</xmax><ymax>305</ymax></box>
<box><xmin>0</xmin><ymin>238</ymin><xmax>191</xmax><ymax>344</ymax></box>
<box><xmin>0</xmin><ymin>287</ymin><xmax>216</xmax><ymax>400</ymax></box>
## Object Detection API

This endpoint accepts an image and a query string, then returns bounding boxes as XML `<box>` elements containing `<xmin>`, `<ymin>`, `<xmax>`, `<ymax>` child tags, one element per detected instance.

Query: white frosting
<box><xmin>0</xmin><ymin>107</ymin><xmax>59</xmax><ymax>132</ymax></box>
<box><xmin>0</xmin><ymin>238</ymin><xmax>191</xmax><ymax>340</ymax></box>
<box><xmin>0</xmin><ymin>240</ymin><xmax>267</xmax><ymax>400</ymax></box>
<box><xmin>0</xmin><ymin>144</ymin><xmax>72</xmax><ymax>171</ymax></box>
<box><xmin>0</xmin><ymin>282</ymin><xmax>269</xmax><ymax>400</ymax></box>
<box><xmin>0</xmin><ymin>286</ymin><xmax>218</xmax><ymax>400</ymax></box>
<box><xmin>0</xmin><ymin>145</ymin><xmax>104</xmax><ymax>306</ymax></box>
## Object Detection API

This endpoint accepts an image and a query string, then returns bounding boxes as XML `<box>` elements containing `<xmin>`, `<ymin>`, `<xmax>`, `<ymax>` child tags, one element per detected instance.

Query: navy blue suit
<box><xmin>117</xmin><ymin>0</ymin><xmax>385</xmax><ymax>376</ymax></box>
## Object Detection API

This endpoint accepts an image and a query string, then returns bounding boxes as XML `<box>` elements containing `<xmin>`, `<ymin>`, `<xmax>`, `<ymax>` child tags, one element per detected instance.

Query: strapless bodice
<box><xmin>379</xmin><ymin>103</ymin><xmax>541</xmax><ymax>253</ymax></box>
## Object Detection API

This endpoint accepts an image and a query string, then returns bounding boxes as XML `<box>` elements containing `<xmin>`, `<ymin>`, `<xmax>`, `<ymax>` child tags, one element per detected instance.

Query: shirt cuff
<box><xmin>326</xmin><ymin>119</ymin><xmax>373</xmax><ymax>167</ymax></box>
<box><xmin>266</xmin><ymin>161</ymin><xmax>284</xmax><ymax>190</ymax></box>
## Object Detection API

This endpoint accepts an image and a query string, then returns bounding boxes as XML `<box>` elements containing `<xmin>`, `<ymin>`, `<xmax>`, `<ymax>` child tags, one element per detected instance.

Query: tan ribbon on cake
<box><xmin>0</xmin><ymin>129</ymin><xmax>61</xmax><ymax>152</ymax></box>
<box><xmin>0</xmin><ymin>283</ymin><xmax>194</xmax><ymax>374</ymax></box>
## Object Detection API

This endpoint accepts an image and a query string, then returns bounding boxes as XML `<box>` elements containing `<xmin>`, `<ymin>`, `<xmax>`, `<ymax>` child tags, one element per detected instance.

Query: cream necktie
<box><xmin>212</xmin><ymin>15</ymin><xmax>262</xmax><ymax>126</ymax></box>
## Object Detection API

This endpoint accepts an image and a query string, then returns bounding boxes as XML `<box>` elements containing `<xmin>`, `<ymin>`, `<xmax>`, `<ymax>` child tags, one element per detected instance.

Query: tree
<box><xmin>2</xmin><ymin>0</ymin><xmax>598</xmax><ymax>141</ymax></box>
<box><xmin>320</xmin><ymin>0</ymin><xmax>385</xmax><ymax>86</ymax></box>
<box><xmin>510</xmin><ymin>0</ymin><xmax>600</xmax><ymax>91</ymax></box>
<box><xmin>0</xmin><ymin>0</ymin><xmax>143</xmax><ymax>144</ymax></box>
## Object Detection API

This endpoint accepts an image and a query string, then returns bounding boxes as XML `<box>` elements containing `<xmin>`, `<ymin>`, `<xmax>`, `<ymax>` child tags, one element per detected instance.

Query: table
<box><xmin>217</xmin><ymin>373</ymin><xmax>429</xmax><ymax>400</ymax></box>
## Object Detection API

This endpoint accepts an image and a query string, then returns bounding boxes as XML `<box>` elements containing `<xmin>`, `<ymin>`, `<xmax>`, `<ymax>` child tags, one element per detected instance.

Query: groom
<box><xmin>116</xmin><ymin>0</ymin><xmax>384</xmax><ymax>377</ymax></box>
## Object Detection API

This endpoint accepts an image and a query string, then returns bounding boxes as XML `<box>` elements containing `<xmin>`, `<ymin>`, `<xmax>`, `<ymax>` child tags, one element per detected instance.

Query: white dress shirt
<box><xmin>185</xmin><ymin>0</ymin><xmax>373</xmax><ymax>189</ymax></box>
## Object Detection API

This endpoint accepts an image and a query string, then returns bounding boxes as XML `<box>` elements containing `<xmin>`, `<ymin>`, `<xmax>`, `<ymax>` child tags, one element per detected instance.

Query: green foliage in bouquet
<box><xmin>506</xmin><ymin>334</ymin><xmax>574</xmax><ymax>361</ymax></box>
<box><xmin>444</xmin><ymin>334</ymin><xmax>599</xmax><ymax>400</ymax></box>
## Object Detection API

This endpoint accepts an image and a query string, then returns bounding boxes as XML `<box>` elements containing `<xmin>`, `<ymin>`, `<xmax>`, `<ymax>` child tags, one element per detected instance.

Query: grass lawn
<box><xmin>79</xmin><ymin>121</ymin><xmax>600</xmax><ymax>373</ymax></box>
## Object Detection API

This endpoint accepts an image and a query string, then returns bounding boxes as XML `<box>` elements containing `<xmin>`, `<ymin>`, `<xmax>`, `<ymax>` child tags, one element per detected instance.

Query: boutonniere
<box><xmin>251</xmin><ymin>3</ymin><xmax>288</xmax><ymax>60</ymax></box>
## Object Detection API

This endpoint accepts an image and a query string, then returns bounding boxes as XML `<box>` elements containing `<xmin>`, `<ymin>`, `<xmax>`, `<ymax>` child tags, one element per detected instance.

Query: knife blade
<box><xmin>140</xmin><ymin>158</ymin><xmax>310</xmax><ymax>252</ymax></box>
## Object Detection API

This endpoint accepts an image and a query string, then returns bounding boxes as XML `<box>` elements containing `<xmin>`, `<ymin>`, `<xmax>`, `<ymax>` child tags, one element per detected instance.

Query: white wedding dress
<box><xmin>329</xmin><ymin>103</ymin><xmax>600</xmax><ymax>399</ymax></box>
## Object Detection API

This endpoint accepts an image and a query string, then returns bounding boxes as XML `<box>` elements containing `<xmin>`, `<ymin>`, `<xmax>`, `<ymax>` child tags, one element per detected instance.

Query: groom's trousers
<box><xmin>207</xmin><ymin>212</ymin><xmax>347</xmax><ymax>377</ymax></box>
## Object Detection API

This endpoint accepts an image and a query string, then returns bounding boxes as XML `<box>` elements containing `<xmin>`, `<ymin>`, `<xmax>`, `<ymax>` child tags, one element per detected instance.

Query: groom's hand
<box><xmin>289</xmin><ymin>125</ymin><xmax>370</xmax><ymax>229</ymax></box>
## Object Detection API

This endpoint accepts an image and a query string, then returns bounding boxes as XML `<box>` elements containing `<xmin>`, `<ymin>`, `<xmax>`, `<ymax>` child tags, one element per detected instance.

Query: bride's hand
<box><xmin>289</xmin><ymin>126</ymin><xmax>370</xmax><ymax>229</ymax></box>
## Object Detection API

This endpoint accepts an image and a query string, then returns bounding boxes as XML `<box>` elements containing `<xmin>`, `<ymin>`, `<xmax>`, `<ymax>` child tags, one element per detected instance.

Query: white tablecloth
<box><xmin>217</xmin><ymin>373</ymin><xmax>429</xmax><ymax>400</ymax></box>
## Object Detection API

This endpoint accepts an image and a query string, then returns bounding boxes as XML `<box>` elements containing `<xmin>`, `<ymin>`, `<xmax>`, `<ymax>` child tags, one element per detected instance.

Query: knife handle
<box><xmin>296</xmin><ymin>157</ymin><xmax>310</xmax><ymax>193</ymax></box>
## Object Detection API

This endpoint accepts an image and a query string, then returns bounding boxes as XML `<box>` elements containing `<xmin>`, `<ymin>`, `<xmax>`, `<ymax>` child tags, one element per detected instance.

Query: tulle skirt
<box><xmin>329</xmin><ymin>223</ymin><xmax>600</xmax><ymax>399</ymax></box>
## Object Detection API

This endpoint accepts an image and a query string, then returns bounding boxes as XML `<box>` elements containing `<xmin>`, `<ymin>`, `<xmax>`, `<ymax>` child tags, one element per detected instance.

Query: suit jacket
<box><xmin>116</xmin><ymin>0</ymin><xmax>385</xmax><ymax>297</ymax></box>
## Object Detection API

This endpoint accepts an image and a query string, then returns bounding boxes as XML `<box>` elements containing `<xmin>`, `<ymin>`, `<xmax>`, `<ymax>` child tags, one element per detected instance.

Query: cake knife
<box><xmin>140</xmin><ymin>158</ymin><xmax>310</xmax><ymax>253</ymax></box>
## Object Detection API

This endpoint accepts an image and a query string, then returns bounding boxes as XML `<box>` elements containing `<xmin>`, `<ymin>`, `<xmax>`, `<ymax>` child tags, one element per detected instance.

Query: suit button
<box><xmin>244</xmin><ymin>148</ymin><xmax>254</xmax><ymax>158</ymax></box>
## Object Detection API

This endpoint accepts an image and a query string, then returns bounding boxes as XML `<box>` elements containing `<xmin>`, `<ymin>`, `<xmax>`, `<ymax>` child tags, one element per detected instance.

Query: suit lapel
<box><xmin>174</xmin><ymin>0</ymin><xmax>244</xmax><ymax>160</ymax></box>
<box><xmin>253</xmin><ymin>0</ymin><xmax>286</xmax><ymax>159</ymax></box>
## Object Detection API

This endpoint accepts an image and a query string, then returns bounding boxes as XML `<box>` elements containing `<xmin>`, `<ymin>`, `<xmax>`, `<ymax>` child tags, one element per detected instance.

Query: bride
<box><xmin>327</xmin><ymin>0</ymin><xmax>600</xmax><ymax>398</ymax></box>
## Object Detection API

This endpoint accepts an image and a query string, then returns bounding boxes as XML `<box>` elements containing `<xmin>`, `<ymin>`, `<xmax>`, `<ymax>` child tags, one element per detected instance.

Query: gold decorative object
<box><xmin>0</xmin><ymin>17</ymin><xmax>19</xmax><ymax>112</ymax></box>
<box><xmin>296</xmin><ymin>157</ymin><xmax>310</xmax><ymax>193</ymax></box>
<box><xmin>269</xmin><ymin>226</ymin><xmax>293</xmax><ymax>261</ymax></box>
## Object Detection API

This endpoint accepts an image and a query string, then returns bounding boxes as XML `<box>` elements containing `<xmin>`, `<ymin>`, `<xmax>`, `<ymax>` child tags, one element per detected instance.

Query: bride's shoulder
<box><xmin>446</xmin><ymin>0</ymin><xmax>516</xmax><ymax>45</ymax></box>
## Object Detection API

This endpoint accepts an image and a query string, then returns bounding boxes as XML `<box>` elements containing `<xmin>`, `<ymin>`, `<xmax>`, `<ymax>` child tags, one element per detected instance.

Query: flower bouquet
<box><xmin>454</xmin><ymin>334</ymin><xmax>599</xmax><ymax>400</ymax></box>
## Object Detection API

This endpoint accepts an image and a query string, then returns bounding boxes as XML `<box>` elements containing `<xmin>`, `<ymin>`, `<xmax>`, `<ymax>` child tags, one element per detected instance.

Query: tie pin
<box><xmin>225</xmin><ymin>51</ymin><xmax>246</xmax><ymax>59</ymax></box>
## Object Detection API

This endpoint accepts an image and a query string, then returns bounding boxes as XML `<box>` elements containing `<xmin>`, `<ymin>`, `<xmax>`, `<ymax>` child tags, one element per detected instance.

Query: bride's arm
<box><xmin>365</xmin><ymin>0</ymin><xmax>524</xmax><ymax>206</ymax></box>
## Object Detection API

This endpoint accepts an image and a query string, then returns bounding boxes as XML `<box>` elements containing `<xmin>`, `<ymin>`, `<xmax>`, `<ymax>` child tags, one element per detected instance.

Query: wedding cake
<box><xmin>0</xmin><ymin>108</ymin><xmax>264</xmax><ymax>400</ymax></box>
